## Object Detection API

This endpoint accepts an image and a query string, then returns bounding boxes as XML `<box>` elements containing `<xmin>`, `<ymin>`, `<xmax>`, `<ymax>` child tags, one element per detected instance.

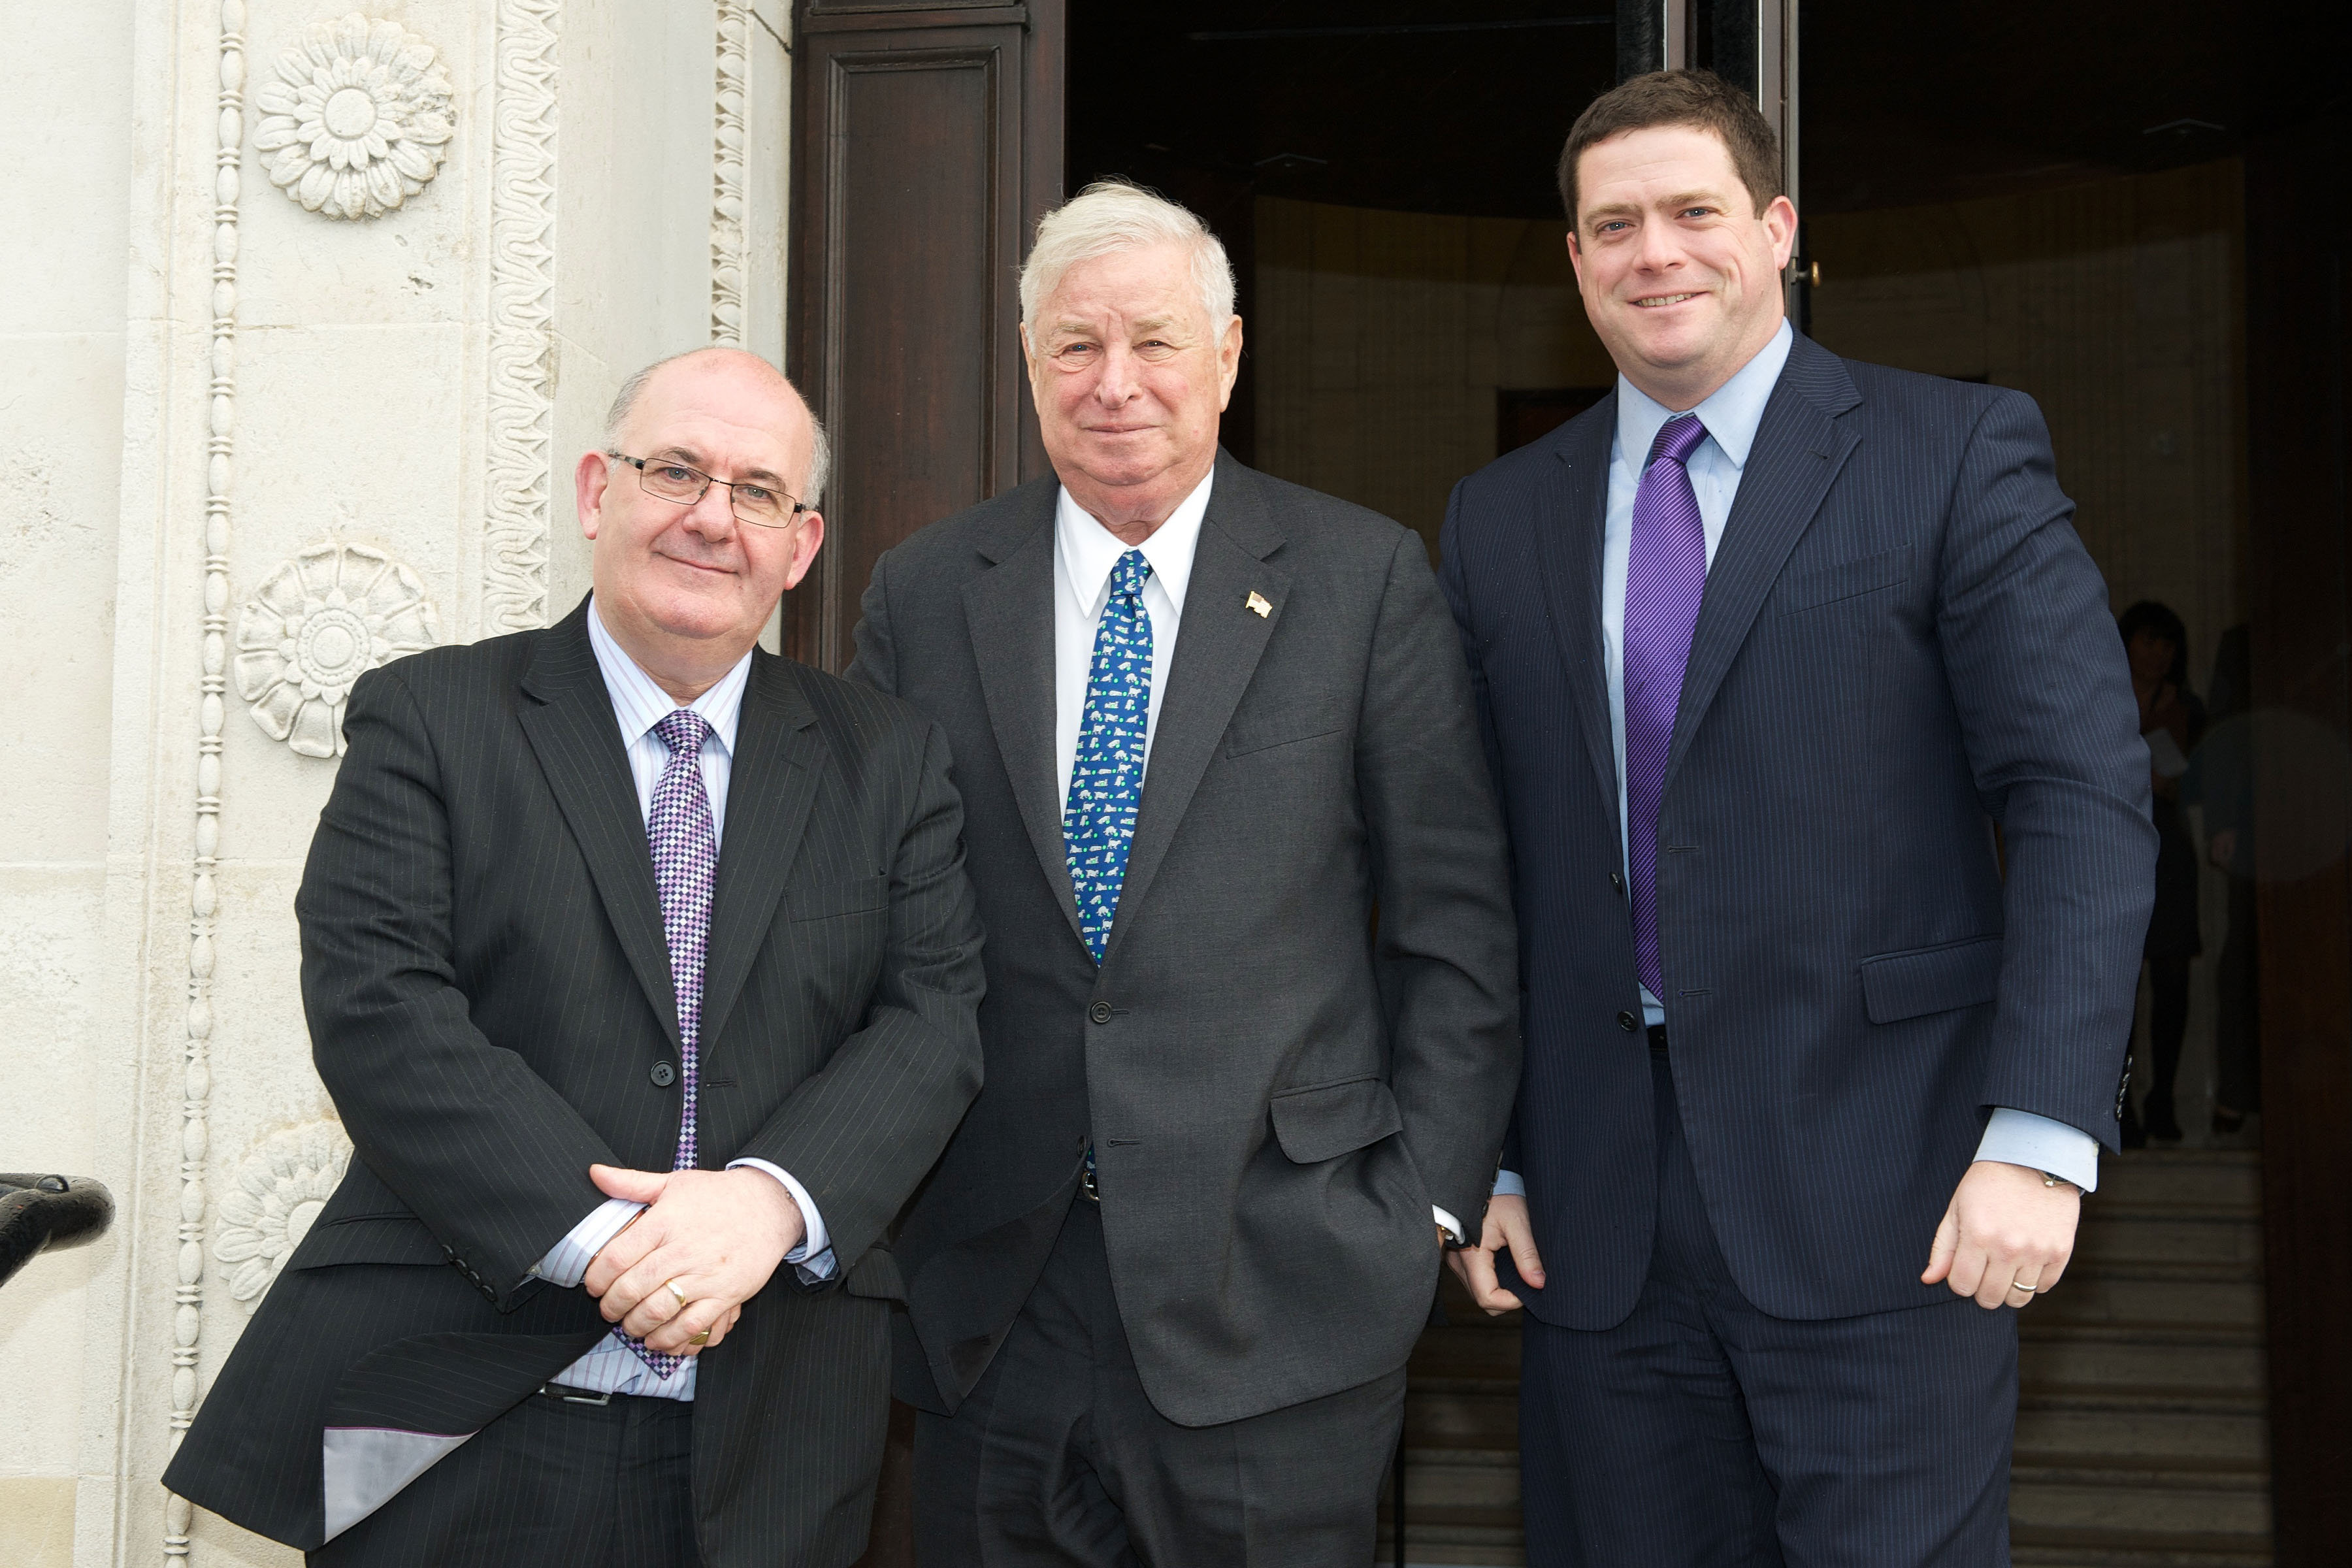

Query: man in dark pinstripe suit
<box><xmin>1441</xmin><ymin>74</ymin><xmax>2155</xmax><ymax>1563</ymax></box>
<box><xmin>165</xmin><ymin>348</ymin><xmax>985</xmax><ymax>1567</ymax></box>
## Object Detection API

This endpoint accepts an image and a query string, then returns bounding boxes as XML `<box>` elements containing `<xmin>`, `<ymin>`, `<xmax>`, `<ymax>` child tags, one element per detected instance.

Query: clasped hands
<box><xmin>580</xmin><ymin>1163</ymin><xmax>805</xmax><ymax>1356</ymax></box>
<box><xmin>1448</xmin><ymin>1160</ymin><xmax>2080</xmax><ymax>1316</ymax></box>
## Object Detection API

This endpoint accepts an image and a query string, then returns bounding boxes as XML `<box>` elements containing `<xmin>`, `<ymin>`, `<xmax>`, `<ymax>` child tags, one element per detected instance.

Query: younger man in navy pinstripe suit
<box><xmin>1442</xmin><ymin>73</ymin><xmax>2153</xmax><ymax>1564</ymax></box>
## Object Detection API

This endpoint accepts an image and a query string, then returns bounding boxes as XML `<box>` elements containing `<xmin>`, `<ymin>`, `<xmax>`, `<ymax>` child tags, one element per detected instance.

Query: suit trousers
<box><xmin>309</xmin><ymin>1386</ymin><xmax>700</xmax><ymax>1568</ymax></box>
<box><xmin>1518</xmin><ymin>1053</ymin><xmax>2018</xmax><ymax>1567</ymax></box>
<box><xmin>912</xmin><ymin>1195</ymin><xmax>1407</xmax><ymax>1567</ymax></box>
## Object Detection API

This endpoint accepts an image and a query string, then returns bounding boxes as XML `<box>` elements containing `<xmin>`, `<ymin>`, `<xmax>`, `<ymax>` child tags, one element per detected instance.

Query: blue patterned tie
<box><xmin>617</xmin><ymin>708</ymin><xmax>717</xmax><ymax>1377</ymax></box>
<box><xmin>1065</xmin><ymin>549</ymin><xmax>1154</xmax><ymax>964</ymax></box>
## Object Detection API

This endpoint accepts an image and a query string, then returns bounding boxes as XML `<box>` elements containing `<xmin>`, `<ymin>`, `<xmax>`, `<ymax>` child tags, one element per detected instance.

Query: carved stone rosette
<box><xmin>213</xmin><ymin>1121</ymin><xmax>353</xmax><ymax>1309</ymax></box>
<box><xmin>233</xmin><ymin>542</ymin><xmax>440</xmax><ymax>759</ymax></box>
<box><xmin>254</xmin><ymin>12</ymin><xmax>455</xmax><ymax>220</ymax></box>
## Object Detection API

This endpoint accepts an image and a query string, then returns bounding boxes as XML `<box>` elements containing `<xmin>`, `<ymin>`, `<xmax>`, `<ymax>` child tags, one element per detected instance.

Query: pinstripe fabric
<box><xmin>164</xmin><ymin>598</ymin><xmax>984</xmax><ymax>1566</ymax></box>
<box><xmin>850</xmin><ymin>451</ymin><xmax>1520</xmax><ymax>1431</ymax></box>
<box><xmin>1516</xmin><ymin>1055</ymin><xmax>2014</xmax><ymax>1567</ymax></box>
<box><xmin>1439</xmin><ymin>331</ymin><xmax>2156</xmax><ymax>1330</ymax></box>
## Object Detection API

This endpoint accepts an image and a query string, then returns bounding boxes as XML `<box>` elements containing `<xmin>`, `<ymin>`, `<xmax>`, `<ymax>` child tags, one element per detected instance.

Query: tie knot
<box><xmin>655</xmin><ymin>709</ymin><xmax>711</xmax><ymax>758</ymax></box>
<box><xmin>1110</xmin><ymin>549</ymin><xmax>1153</xmax><ymax>600</ymax></box>
<box><xmin>1648</xmin><ymin>413</ymin><xmax>1708</xmax><ymax>470</ymax></box>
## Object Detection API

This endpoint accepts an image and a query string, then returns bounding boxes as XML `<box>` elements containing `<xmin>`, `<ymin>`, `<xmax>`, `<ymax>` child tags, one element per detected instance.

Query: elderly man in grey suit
<box><xmin>850</xmin><ymin>180</ymin><xmax>1520</xmax><ymax>1565</ymax></box>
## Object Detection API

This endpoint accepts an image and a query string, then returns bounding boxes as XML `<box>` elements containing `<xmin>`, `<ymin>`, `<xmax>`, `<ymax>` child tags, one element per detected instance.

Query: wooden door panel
<box><xmin>789</xmin><ymin>0</ymin><xmax>1061</xmax><ymax>674</ymax></box>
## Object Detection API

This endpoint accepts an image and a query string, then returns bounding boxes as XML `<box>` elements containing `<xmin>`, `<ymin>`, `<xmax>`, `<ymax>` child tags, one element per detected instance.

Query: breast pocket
<box><xmin>1776</xmin><ymin>545</ymin><xmax>1912</xmax><ymax>615</ymax></box>
<box><xmin>1224</xmin><ymin>697</ymin><xmax>1345</xmax><ymax>759</ymax></box>
<box><xmin>787</xmin><ymin>873</ymin><xmax>889</xmax><ymax>923</ymax></box>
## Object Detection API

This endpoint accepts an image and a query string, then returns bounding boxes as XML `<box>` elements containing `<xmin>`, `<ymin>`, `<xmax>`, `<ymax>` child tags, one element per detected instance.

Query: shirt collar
<box><xmin>1055</xmin><ymin>466</ymin><xmax>1215</xmax><ymax>623</ymax></box>
<box><xmin>586</xmin><ymin>594</ymin><xmax>753</xmax><ymax>757</ymax></box>
<box><xmin>1613</xmin><ymin>318</ymin><xmax>1795</xmax><ymax>475</ymax></box>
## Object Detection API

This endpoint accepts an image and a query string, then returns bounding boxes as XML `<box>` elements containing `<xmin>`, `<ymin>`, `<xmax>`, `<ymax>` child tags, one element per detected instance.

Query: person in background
<box><xmin>2117</xmin><ymin>599</ymin><xmax>2206</xmax><ymax>1146</ymax></box>
<box><xmin>2191</xmin><ymin>622</ymin><xmax>2259</xmax><ymax>1136</ymax></box>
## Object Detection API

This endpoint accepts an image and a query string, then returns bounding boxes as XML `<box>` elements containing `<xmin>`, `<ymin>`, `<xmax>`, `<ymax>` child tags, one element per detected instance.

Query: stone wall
<box><xmin>0</xmin><ymin>5</ymin><xmax>792</xmax><ymax>1563</ymax></box>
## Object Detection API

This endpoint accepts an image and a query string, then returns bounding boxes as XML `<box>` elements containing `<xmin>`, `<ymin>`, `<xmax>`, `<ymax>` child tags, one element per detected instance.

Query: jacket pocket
<box><xmin>1268</xmin><ymin>1074</ymin><xmax>1405</xmax><ymax>1163</ymax></box>
<box><xmin>1225</xmin><ymin>697</ymin><xmax>1344</xmax><ymax>758</ymax></box>
<box><xmin>287</xmin><ymin>1213</ymin><xmax>450</xmax><ymax>1270</ymax></box>
<box><xmin>1778</xmin><ymin>544</ymin><xmax>1912</xmax><ymax>614</ymax></box>
<box><xmin>789</xmin><ymin>873</ymin><xmax>889</xmax><ymax>922</ymax></box>
<box><xmin>1859</xmin><ymin>934</ymin><xmax>2004</xmax><ymax>1024</ymax></box>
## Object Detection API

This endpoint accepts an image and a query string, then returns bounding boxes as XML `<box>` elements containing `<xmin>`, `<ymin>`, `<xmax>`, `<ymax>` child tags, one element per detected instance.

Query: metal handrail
<box><xmin>0</xmin><ymin>1173</ymin><xmax>114</xmax><ymax>1288</ymax></box>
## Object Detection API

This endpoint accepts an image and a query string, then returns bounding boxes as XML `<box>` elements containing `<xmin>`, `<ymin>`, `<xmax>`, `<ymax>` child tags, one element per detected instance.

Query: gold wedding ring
<box><xmin>664</xmin><ymin>1278</ymin><xmax>688</xmax><ymax>1308</ymax></box>
<box><xmin>690</xmin><ymin>1329</ymin><xmax>711</xmax><ymax>1346</ymax></box>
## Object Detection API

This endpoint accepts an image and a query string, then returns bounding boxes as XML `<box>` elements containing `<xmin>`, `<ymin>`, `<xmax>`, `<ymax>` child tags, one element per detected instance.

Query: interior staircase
<box><xmin>1379</xmin><ymin>1147</ymin><xmax>2270</xmax><ymax>1567</ymax></box>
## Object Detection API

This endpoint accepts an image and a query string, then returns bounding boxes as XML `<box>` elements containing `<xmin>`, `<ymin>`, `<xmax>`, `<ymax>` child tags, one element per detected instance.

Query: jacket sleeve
<box><xmin>733</xmin><ymin>719</ymin><xmax>986</xmax><ymax>1266</ymax></box>
<box><xmin>1362</xmin><ymin>526</ymin><xmax>1523</xmax><ymax>1229</ymax></box>
<box><xmin>299</xmin><ymin>666</ymin><xmax>621</xmax><ymax>1306</ymax></box>
<box><xmin>1437</xmin><ymin>484</ymin><xmax>1527</xmax><ymax>1189</ymax></box>
<box><xmin>1936</xmin><ymin>389</ymin><xmax>2157</xmax><ymax>1150</ymax></box>
<box><xmin>846</xmin><ymin>546</ymin><xmax>898</xmax><ymax>696</ymax></box>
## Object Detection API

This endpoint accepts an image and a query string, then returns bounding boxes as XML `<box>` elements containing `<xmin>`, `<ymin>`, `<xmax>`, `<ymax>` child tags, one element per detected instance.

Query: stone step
<box><xmin>2011</xmin><ymin>1454</ymin><xmax>2271</xmax><ymax>1537</ymax></box>
<box><xmin>2071</xmin><ymin>1209</ymin><xmax>2263</xmax><ymax>1270</ymax></box>
<box><xmin>1396</xmin><ymin>1443</ymin><xmax>1521</xmax><ymax>1511</ymax></box>
<box><xmin>2016</xmin><ymin>1386</ymin><xmax>2270</xmax><ymax>1463</ymax></box>
<box><xmin>2033</xmin><ymin>1267</ymin><xmax>2265</xmax><ymax>1326</ymax></box>
<box><xmin>2019</xmin><ymin>1321</ymin><xmax>2268</xmax><ymax>1392</ymax></box>
<box><xmin>2011</xmin><ymin>1522</ymin><xmax>2273</xmax><ymax>1566</ymax></box>
<box><xmin>2093</xmin><ymin>1150</ymin><xmax>2261</xmax><ymax>1212</ymax></box>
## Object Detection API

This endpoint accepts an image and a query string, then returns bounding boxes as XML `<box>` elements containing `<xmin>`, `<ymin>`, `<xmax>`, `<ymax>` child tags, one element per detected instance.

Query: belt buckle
<box><xmin>1080</xmin><ymin>1147</ymin><xmax>1101</xmax><ymax>1203</ymax></box>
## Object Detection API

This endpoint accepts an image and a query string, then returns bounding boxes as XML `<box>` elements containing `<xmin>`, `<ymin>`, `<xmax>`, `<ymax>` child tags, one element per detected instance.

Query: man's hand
<box><xmin>581</xmin><ymin>1164</ymin><xmax>804</xmax><ymax>1353</ymax></box>
<box><xmin>1446</xmin><ymin>1194</ymin><xmax>1546</xmax><ymax>1315</ymax></box>
<box><xmin>1921</xmin><ymin>1159</ymin><xmax>2080</xmax><ymax>1310</ymax></box>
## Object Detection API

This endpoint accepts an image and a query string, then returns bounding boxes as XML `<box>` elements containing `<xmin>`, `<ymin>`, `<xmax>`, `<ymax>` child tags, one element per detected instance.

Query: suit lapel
<box><xmin>517</xmin><ymin>604</ymin><xmax>680</xmax><ymax>1050</ymax></box>
<box><xmin>698</xmin><ymin>653</ymin><xmax>824</xmax><ymax>1055</ymax></box>
<box><xmin>1666</xmin><ymin>338</ymin><xmax>1862</xmax><ymax>785</ymax></box>
<box><xmin>962</xmin><ymin>487</ymin><xmax>1086</xmax><ymax>945</ymax></box>
<box><xmin>1535</xmin><ymin>402</ymin><xmax>1625</xmax><ymax>839</ymax></box>
<box><xmin>1107</xmin><ymin>456</ymin><xmax>1288</xmax><ymax>963</ymax></box>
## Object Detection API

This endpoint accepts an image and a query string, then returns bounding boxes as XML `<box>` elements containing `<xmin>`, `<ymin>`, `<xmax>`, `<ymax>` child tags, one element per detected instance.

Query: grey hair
<box><xmin>601</xmin><ymin>347</ymin><xmax>833</xmax><ymax>509</ymax></box>
<box><xmin>1019</xmin><ymin>179</ymin><xmax>1235</xmax><ymax>332</ymax></box>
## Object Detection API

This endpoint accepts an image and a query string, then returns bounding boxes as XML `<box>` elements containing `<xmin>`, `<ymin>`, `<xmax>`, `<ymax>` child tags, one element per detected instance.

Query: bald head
<box><xmin>604</xmin><ymin>347</ymin><xmax>831</xmax><ymax>508</ymax></box>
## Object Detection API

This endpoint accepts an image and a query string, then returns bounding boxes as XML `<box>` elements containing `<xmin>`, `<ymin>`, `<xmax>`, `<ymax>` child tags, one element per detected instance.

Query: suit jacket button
<box><xmin>1088</xmin><ymin>1001</ymin><xmax>1113</xmax><ymax>1025</ymax></box>
<box><xmin>1616</xmin><ymin>1010</ymin><xmax>1639</xmax><ymax>1032</ymax></box>
<box><xmin>1610</xmin><ymin>870</ymin><xmax>1624</xmax><ymax>892</ymax></box>
<box><xmin>650</xmin><ymin>1060</ymin><xmax>678</xmax><ymax>1087</ymax></box>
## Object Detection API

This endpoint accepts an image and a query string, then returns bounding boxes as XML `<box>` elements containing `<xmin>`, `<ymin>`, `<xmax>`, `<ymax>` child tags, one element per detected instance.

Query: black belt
<box><xmin>1648</xmin><ymin>1023</ymin><xmax>1670</xmax><ymax>1056</ymax></box>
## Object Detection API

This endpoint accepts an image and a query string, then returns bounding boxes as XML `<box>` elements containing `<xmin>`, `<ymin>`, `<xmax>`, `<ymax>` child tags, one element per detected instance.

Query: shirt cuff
<box><xmin>728</xmin><ymin>1158</ymin><xmax>838</xmax><ymax>1280</ymax></box>
<box><xmin>1975</xmin><ymin>1107</ymin><xmax>2101</xmax><ymax>1194</ymax></box>
<box><xmin>1431</xmin><ymin>1205</ymin><xmax>1465</xmax><ymax>1245</ymax></box>
<box><xmin>532</xmin><ymin>1197</ymin><xmax>645</xmax><ymax>1287</ymax></box>
<box><xmin>1491</xmin><ymin>1168</ymin><xmax>1527</xmax><ymax>1199</ymax></box>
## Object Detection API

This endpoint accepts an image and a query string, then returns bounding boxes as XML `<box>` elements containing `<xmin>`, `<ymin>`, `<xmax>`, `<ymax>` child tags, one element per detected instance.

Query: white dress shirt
<box><xmin>530</xmin><ymin>598</ymin><xmax>835</xmax><ymax>1399</ymax></box>
<box><xmin>1054</xmin><ymin>475</ymin><xmax>1469</xmax><ymax>1241</ymax></box>
<box><xmin>1494</xmin><ymin>321</ymin><xmax>2100</xmax><ymax>1200</ymax></box>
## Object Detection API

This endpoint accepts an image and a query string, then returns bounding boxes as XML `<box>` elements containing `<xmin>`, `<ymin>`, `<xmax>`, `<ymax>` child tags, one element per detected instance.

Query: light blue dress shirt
<box><xmin>527</xmin><ymin>598</ymin><xmax>836</xmax><ymax>1399</ymax></box>
<box><xmin>1495</xmin><ymin>321</ymin><xmax>2099</xmax><ymax>1200</ymax></box>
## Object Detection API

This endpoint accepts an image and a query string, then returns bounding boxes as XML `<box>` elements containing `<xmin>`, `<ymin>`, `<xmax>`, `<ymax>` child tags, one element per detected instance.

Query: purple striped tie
<box><xmin>1624</xmin><ymin>414</ymin><xmax>1709</xmax><ymax>1004</ymax></box>
<box><xmin>616</xmin><ymin>708</ymin><xmax>717</xmax><ymax>1377</ymax></box>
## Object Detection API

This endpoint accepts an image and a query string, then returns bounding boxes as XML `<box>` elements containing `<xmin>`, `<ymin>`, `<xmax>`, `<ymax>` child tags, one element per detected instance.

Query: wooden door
<box><xmin>787</xmin><ymin>0</ymin><xmax>1063</xmax><ymax>674</ymax></box>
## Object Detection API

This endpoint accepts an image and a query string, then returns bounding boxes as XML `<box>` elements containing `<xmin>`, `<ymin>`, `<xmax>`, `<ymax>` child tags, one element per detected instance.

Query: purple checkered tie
<box><xmin>1624</xmin><ymin>414</ymin><xmax>1710</xmax><ymax>1004</ymax></box>
<box><xmin>615</xmin><ymin>708</ymin><xmax>718</xmax><ymax>1376</ymax></box>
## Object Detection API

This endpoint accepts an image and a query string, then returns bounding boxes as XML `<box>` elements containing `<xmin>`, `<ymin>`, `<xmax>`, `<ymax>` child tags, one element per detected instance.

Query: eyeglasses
<box><xmin>608</xmin><ymin>452</ymin><xmax>810</xmax><ymax>529</ymax></box>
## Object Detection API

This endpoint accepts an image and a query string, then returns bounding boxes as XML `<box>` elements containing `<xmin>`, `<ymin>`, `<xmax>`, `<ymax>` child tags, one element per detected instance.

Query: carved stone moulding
<box><xmin>234</xmin><ymin>541</ymin><xmax>440</xmax><ymax>758</ymax></box>
<box><xmin>255</xmin><ymin>12</ymin><xmax>455</xmax><ymax>220</ymax></box>
<box><xmin>214</xmin><ymin>1120</ymin><xmax>351</xmax><ymax>1309</ymax></box>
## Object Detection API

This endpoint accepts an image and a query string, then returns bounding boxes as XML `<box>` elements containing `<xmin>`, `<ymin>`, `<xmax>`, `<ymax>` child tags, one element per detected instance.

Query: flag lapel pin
<box><xmin>1245</xmin><ymin>591</ymin><xmax>1271</xmax><ymax>619</ymax></box>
